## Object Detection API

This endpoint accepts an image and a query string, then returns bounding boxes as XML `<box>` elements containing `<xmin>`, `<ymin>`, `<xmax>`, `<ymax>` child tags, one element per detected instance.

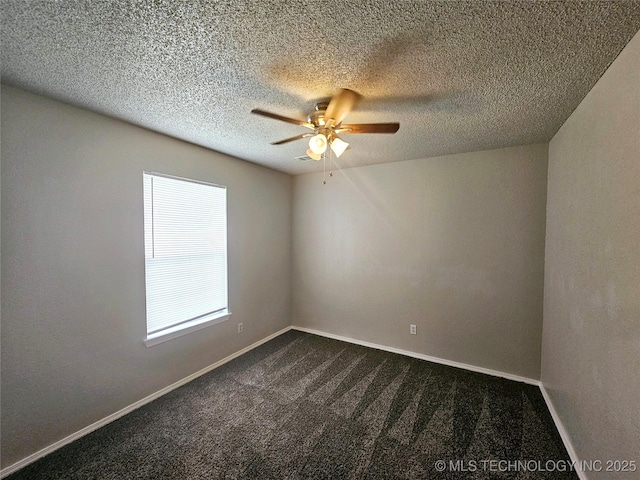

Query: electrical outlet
<box><xmin>238</xmin><ymin>323</ymin><xmax>243</xmax><ymax>333</ymax></box>
<box><xmin>410</xmin><ymin>324</ymin><xmax>417</xmax><ymax>335</ymax></box>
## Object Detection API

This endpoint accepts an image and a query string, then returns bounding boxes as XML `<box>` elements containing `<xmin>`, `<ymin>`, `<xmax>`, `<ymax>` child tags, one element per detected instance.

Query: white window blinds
<box><xmin>143</xmin><ymin>172</ymin><xmax>228</xmax><ymax>336</ymax></box>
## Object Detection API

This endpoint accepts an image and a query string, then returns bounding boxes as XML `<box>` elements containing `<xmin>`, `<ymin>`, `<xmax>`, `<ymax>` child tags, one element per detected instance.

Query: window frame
<box><xmin>142</xmin><ymin>171</ymin><xmax>231</xmax><ymax>347</ymax></box>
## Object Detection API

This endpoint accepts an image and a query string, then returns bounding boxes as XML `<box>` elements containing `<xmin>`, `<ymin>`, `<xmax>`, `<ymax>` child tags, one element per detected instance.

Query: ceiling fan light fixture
<box><xmin>330</xmin><ymin>137</ymin><xmax>349</xmax><ymax>158</ymax></box>
<box><xmin>306</xmin><ymin>149</ymin><xmax>322</xmax><ymax>161</ymax></box>
<box><xmin>251</xmin><ymin>89</ymin><xmax>399</xmax><ymax>173</ymax></box>
<box><xmin>308</xmin><ymin>133</ymin><xmax>328</xmax><ymax>155</ymax></box>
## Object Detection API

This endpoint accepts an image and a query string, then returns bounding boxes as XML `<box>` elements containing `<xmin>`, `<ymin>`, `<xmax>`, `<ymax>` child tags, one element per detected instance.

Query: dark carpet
<box><xmin>8</xmin><ymin>330</ymin><xmax>577</xmax><ymax>479</ymax></box>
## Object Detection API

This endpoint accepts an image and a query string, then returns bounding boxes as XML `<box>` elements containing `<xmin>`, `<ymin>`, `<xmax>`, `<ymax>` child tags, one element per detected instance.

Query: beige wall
<box><xmin>292</xmin><ymin>144</ymin><xmax>548</xmax><ymax>379</ymax></box>
<box><xmin>0</xmin><ymin>86</ymin><xmax>292</xmax><ymax>468</ymax></box>
<box><xmin>542</xmin><ymin>30</ymin><xmax>640</xmax><ymax>476</ymax></box>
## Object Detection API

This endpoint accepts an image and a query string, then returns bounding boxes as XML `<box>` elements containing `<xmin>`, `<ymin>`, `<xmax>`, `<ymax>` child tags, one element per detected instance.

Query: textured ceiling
<box><xmin>2</xmin><ymin>1</ymin><xmax>640</xmax><ymax>175</ymax></box>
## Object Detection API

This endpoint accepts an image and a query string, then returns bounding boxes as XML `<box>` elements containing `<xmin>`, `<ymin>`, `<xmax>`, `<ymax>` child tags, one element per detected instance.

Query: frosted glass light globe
<box><xmin>308</xmin><ymin>134</ymin><xmax>328</xmax><ymax>155</ymax></box>
<box><xmin>330</xmin><ymin>137</ymin><xmax>349</xmax><ymax>157</ymax></box>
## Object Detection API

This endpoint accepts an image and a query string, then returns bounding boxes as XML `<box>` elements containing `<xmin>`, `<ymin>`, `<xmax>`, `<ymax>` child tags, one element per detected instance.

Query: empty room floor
<box><xmin>8</xmin><ymin>330</ymin><xmax>576</xmax><ymax>479</ymax></box>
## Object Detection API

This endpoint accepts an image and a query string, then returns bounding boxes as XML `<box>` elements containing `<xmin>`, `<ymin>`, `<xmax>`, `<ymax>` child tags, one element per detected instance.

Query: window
<box><xmin>143</xmin><ymin>172</ymin><xmax>229</xmax><ymax>346</ymax></box>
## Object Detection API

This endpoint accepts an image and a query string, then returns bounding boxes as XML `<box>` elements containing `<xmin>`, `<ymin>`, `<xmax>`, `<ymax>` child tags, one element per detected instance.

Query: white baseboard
<box><xmin>291</xmin><ymin>326</ymin><xmax>540</xmax><ymax>386</ymax></box>
<box><xmin>3</xmin><ymin>325</ymin><xmax>583</xmax><ymax>479</ymax></box>
<box><xmin>0</xmin><ymin>326</ymin><xmax>292</xmax><ymax>479</ymax></box>
<box><xmin>539</xmin><ymin>384</ymin><xmax>587</xmax><ymax>480</ymax></box>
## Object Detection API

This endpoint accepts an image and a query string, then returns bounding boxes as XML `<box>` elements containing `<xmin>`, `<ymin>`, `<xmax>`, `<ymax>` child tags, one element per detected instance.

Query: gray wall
<box><xmin>1</xmin><ymin>86</ymin><xmax>292</xmax><ymax>468</ymax></box>
<box><xmin>542</xmin><ymin>30</ymin><xmax>640</xmax><ymax>476</ymax></box>
<box><xmin>292</xmin><ymin>144</ymin><xmax>548</xmax><ymax>380</ymax></box>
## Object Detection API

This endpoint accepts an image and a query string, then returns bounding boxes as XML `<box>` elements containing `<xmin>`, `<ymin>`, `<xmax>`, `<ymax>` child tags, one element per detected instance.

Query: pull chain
<box><xmin>329</xmin><ymin>147</ymin><xmax>333</xmax><ymax>177</ymax></box>
<box><xmin>322</xmin><ymin>150</ymin><xmax>326</xmax><ymax>185</ymax></box>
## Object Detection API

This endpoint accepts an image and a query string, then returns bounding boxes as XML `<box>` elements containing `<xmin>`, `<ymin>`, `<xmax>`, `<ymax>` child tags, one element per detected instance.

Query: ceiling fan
<box><xmin>251</xmin><ymin>89</ymin><xmax>399</xmax><ymax>161</ymax></box>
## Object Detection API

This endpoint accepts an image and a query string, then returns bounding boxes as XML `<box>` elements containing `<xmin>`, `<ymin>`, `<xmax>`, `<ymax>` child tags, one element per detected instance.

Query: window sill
<box><xmin>145</xmin><ymin>310</ymin><xmax>231</xmax><ymax>347</ymax></box>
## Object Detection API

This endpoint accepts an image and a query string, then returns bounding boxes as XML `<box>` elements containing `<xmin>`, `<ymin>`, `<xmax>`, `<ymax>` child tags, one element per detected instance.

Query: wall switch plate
<box><xmin>410</xmin><ymin>324</ymin><xmax>417</xmax><ymax>335</ymax></box>
<box><xmin>238</xmin><ymin>323</ymin><xmax>243</xmax><ymax>333</ymax></box>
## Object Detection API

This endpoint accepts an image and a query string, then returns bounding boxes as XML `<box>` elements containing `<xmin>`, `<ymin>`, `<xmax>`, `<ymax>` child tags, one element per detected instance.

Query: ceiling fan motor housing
<box><xmin>308</xmin><ymin>102</ymin><xmax>329</xmax><ymax>127</ymax></box>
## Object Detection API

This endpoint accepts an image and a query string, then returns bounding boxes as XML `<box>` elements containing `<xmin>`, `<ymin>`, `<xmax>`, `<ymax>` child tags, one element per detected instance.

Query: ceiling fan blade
<box><xmin>251</xmin><ymin>108</ymin><xmax>315</xmax><ymax>129</ymax></box>
<box><xmin>324</xmin><ymin>89</ymin><xmax>362</xmax><ymax>127</ymax></box>
<box><xmin>271</xmin><ymin>133</ymin><xmax>314</xmax><ymax>145</ymax></box>
<box><xmin>336</xmin><ymin>123</ymin><xmax>400</xmax><ymax>134</ymax></box>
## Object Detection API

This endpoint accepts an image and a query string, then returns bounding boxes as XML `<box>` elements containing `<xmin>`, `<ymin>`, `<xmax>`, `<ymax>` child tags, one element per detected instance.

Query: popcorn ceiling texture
<box><xmin>2</xmin><ymin>0</ymin><xmax>640</xmax><ymax>175</ymax></box>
